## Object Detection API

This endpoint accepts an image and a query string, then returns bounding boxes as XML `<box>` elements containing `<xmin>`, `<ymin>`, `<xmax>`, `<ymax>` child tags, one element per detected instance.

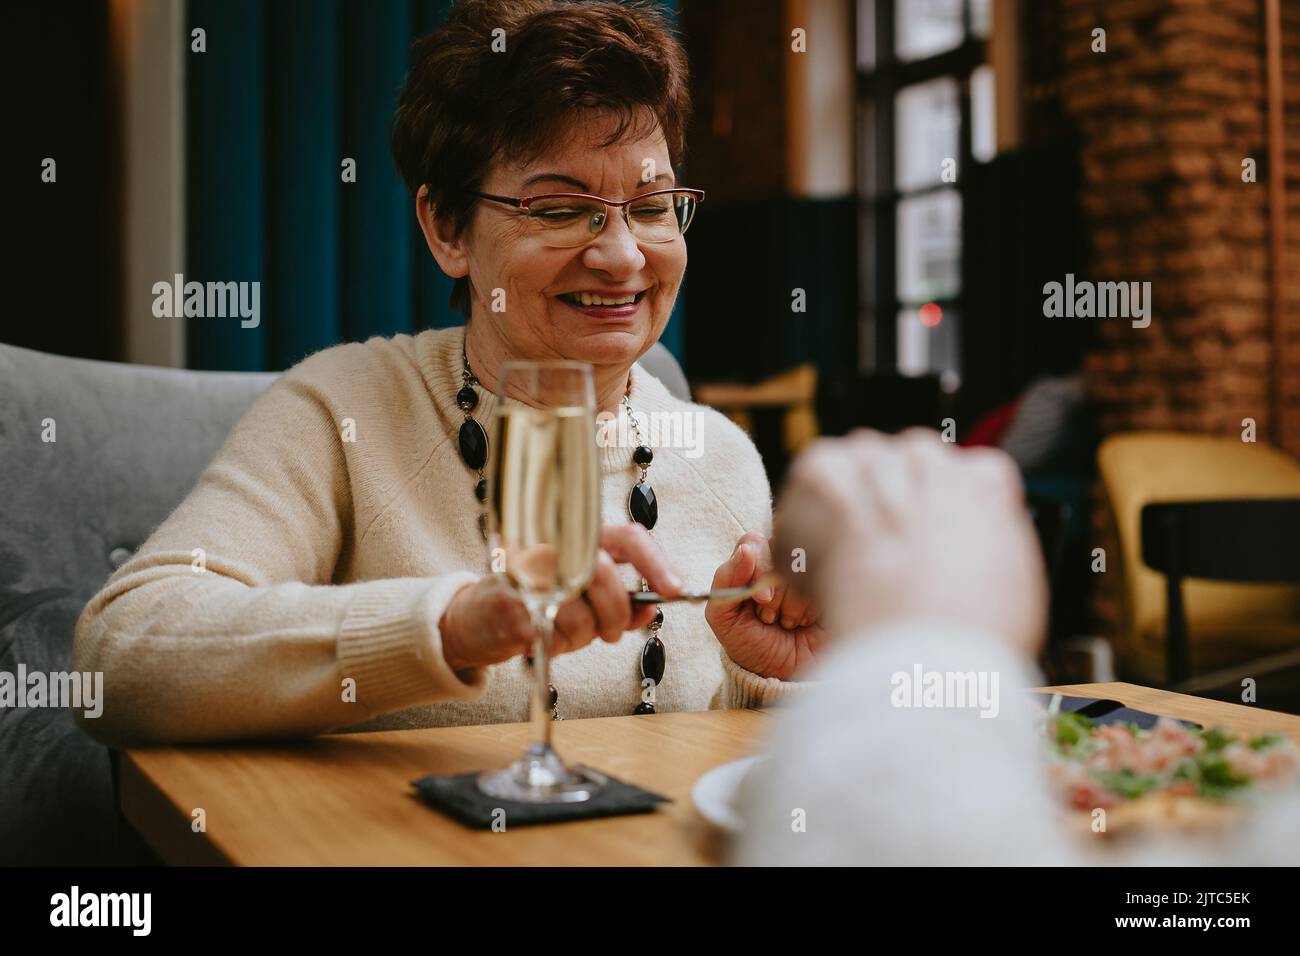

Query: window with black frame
<box><xmin>856</xmin><ymin>0</ymin><xmax>995</xmax><ymax>387</ymax></box>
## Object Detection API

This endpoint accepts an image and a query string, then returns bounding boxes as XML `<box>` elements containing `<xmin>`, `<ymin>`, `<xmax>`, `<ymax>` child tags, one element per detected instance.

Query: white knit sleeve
<box><xmin>732</xmin><ymin>622</ymin><xmax>1081</xmax><ymax>865</ymax></box>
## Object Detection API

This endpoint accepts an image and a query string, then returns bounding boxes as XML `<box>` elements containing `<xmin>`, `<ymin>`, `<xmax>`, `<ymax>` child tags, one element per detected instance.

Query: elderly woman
<box><xmin>74</xmin><ymin>0</ymin><xmax>823</xmax><ymax>744</ymax></box>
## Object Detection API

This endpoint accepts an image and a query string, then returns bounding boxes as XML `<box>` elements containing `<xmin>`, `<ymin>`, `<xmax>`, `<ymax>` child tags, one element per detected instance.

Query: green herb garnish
<box><xmin>1198</xmin><ymin>727</ymin><xmax>1234</xmax><ymax>752</ymax></box>
<box><xmin>1096</xmin><ymin>769</ymin><xmax>1163</xmax><ymax>800</ymax></box>
<box><xmin>1053</xmin><ymin>711</ymin><xmax>1094</xmax><ymax>749</ymax></box>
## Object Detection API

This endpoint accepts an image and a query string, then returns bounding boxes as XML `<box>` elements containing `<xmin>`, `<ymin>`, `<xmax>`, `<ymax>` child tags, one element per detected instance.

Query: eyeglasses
<box><xmin>466</xmin><ymin>187</ymin><xmax>705</xmax><ymax>248</ymax></box>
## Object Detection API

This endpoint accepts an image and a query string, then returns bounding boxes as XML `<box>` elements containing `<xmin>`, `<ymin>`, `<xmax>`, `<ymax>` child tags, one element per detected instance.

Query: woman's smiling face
<box><xmin>428</xmin><ymin>109</ymin><xmax>686</xmax><ymax>370</ymax></box>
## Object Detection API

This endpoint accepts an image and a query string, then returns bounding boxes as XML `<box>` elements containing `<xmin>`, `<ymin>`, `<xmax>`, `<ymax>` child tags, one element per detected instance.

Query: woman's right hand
<box><xmin>437</xmin><ymin>524</ymin><xmax>683</xmax><ymax>674</ymax></box>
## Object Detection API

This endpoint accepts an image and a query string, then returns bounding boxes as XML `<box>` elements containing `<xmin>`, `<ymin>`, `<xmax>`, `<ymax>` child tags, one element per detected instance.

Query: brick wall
<box><xmin>1057</xmin><ymin>0</ymin><xmax>1300</xmax><ymax>634</ymax></box>
<box><xmin>1283</xmin><ymin>0</ymin><xmax>1300</xmax><ymax>440</ymax></box>
<box><xmin>1060</xmin><ymin>0</ymin><xmax>1299</xmax><ymax>448</ymax></box>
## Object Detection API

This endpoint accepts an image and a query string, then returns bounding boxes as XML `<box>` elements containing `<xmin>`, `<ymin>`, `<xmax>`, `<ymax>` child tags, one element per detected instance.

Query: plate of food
<box><xmin>1042</xmin><ymin>696</ymin><xmax>1300</xmax><ymax>837</ymax></box>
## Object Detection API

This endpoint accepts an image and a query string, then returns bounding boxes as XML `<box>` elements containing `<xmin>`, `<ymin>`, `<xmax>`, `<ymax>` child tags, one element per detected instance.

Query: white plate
<box><xmin>691</xmin><ymin>755</ymin><xmax>767</xmax><ymax>834</ymax></box>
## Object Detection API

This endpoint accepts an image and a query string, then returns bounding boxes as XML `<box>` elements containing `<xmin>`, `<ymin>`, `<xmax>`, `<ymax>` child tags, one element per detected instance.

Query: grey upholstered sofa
<box><xmin>0</xmin><ymin>338</ymin><xmax>688</xmax><ymax>865</ymax></box>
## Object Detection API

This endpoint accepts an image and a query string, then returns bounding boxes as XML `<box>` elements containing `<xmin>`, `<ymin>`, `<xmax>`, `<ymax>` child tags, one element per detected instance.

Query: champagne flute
<box><xmin>476</xmin><ymin>360</ymin><xmax>607</xmax><ymax>803</ymax></box>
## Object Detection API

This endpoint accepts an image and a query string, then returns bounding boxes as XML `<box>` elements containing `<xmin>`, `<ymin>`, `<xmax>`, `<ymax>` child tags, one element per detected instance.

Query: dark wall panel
<box><xmin>6</xmin><ymin>0</ymin><xmax>120</xmax><ymax>361</ymax></box>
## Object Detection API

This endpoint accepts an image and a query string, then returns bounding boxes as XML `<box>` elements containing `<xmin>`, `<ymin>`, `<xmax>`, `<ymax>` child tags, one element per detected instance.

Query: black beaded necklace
<box><xmin>454</xmin><ymin>351</ymin><xmax>666</xmax><ymax>718</ymax></box>
<box><xmin>454</xmin><ymin>362</ymin><xmax>490</xmax><ymax>542</ymax></box>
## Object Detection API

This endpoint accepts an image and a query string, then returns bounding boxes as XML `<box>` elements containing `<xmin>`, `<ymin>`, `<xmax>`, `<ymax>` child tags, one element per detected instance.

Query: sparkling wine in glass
<box><xmin>476</xmin><ymin>360</ymin><xmax>606</xmax><ymax>803</ymax></box>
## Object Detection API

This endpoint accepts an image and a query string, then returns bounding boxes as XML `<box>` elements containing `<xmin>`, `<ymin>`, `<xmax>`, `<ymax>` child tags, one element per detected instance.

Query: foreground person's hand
<box><xmin>772</xmin><ymin>428</ymin><xmax>1047</xmax><ymax>658</ymax></box>
<box><xmin>439</xmin><ymin>524</ymin><xmax>683</xmax><ymax>674</ymax></box>
<box><xmin>705</xmin><ymin>531</ymin><xmax>826</xmax><ymax>680</ymax></box>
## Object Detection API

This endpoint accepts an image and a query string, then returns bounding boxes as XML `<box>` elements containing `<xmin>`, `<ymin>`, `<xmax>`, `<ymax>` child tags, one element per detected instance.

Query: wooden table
<box><xmin>121</xmin><ymin>683</ymin><xmax>1300</xmax><ymax>866</ymax></box>
<box><xmin>120</xmin><ymin>708</ymin><xmax>772</xmax><ymax>866</ymax></box>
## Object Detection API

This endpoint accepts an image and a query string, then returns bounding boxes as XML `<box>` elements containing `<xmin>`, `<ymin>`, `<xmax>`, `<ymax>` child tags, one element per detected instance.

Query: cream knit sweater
<box><xmin>73</xmin><ymin>327</ymin><xmax>797</xmax><ymax>745</ymax></box>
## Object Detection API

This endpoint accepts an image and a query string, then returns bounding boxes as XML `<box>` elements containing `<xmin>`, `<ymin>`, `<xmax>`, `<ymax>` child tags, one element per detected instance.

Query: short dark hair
<box><xmin>391</xmin><ymin>0</ymin><xmax>693</xmax><ymax>317</ymax></box>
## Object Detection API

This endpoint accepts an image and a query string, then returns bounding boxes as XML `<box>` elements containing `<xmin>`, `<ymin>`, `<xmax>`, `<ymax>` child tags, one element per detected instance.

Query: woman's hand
<box><xmin>439</xmin><ymin>524</ymin><xmax>683</xmax><ymax>674</ymax></box>
<box><xmin>704</xmin><ymin>531</ymin><xmax>825</xmax><ymax>681</ymax></box>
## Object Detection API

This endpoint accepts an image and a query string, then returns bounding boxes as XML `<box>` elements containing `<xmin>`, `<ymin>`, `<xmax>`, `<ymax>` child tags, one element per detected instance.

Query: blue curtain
<box><xmin>186</xmin><ymin>0</ymin><xmax>683</xmax><ymax>372</ymax></box>
<box><xmin>186</xmin><ymin>0</ymin><xmax>267</xmax><ymax>371</ymax></box>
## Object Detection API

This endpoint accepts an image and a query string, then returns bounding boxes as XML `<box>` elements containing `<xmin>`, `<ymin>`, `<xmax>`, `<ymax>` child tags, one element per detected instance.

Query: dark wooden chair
<box><xmin>1029</xmin><ymin>495</ymin><xmax>1071</xmax><ymax>587</ymax></box>
<box><xmin>1027</xmin><ymin>495</ymin><xmax>1072</xmax><ymax>649</ymax></box>
<box><xmin>1140</xmin><ymin>499</ymin><xmax>1300</xmax><ymax>686</ymax></box>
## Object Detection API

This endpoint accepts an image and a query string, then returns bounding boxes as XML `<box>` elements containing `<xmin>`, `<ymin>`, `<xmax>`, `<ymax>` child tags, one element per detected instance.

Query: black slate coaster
<box><xmin>412</xmin><ymin>770</ymin><xmax>671</xmax><ymax>830</ymax></box>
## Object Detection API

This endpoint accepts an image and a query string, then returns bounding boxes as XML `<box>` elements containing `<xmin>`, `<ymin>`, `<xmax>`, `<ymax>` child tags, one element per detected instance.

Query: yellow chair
<box><xmin>1098</xmin><ymin>431</ymin><xmax>1300</xmax><ymax>685</ymax></box>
